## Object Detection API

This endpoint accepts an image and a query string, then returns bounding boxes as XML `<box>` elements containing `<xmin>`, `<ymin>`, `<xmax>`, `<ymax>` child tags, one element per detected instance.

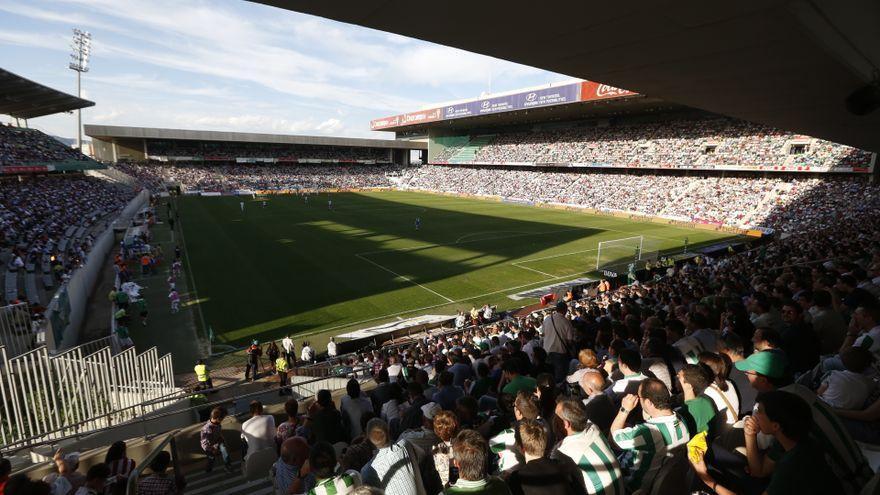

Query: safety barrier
<box><xmin>0</xmin><ymin>340</ymin><xmax>177</xmax><ymax>452</ymax></box>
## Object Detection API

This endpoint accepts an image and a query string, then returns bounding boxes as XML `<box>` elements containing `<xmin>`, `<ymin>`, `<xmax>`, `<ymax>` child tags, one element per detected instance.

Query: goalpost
<box><xmin>596</xmin><ymin>235</ymin><xmax>658</xmax><ymax>272</ymax></box>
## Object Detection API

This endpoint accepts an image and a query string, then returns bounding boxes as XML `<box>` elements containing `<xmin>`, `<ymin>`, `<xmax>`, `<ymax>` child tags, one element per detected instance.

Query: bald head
<box><xmin>579</xmin><ymin>370</ymin><xmax>606</xmax><ymax>396</ymax></box>
<box><xmin>280</xmin><ymin>437</ymin><xmax>309</xmax><ymax>467</ymax></box>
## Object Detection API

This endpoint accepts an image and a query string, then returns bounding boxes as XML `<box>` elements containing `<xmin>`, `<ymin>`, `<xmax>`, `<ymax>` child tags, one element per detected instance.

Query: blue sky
<box><xmin>0</xmin><ymin>0</ymin><xmax>568</xmax><ymax>140</ymax></box>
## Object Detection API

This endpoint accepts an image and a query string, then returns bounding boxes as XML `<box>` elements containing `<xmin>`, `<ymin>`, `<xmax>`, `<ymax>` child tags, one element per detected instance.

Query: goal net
<box><xmin>595</xmin><ymin>235</ymin><xmax>659</xmax><ymax>273</ymax></box>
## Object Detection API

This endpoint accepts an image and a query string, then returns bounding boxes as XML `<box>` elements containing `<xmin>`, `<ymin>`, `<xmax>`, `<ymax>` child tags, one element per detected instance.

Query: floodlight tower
<box><xmin>69</xmin><ymin>28</ymin><xmax>91</xmax><ymax>151</ymax></box>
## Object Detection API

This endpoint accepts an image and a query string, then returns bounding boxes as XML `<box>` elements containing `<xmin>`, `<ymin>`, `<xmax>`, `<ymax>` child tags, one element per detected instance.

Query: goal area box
<box><xmin>595</xmin><ymin>235</ymin><xmax>659</xmax><ymax>274</ymax></box>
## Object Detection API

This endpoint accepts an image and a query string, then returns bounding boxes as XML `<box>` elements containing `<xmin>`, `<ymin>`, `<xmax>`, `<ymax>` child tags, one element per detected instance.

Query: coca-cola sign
<box><xmin>581</xmin><ymin>81</ymin><xmax>637</xmax><ymax>101</ymax></box>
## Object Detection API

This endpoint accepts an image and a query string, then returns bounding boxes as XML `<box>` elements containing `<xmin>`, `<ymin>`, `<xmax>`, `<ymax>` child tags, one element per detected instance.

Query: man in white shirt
<box><xmin>281</xmin><ymin>335</ymin><xmax>294</xmax><ymax>366</ymax></box>
<box><xmin>301</xmin><ymin>342</ymin><xmax>313</xmax><ymax>363</ymax></box>
<box><xmin>241</xmin><ymin>400</ymin><xmax>276</xmax><ymax>459</ymax></box>
<box><xmin>327</xmin><ymin>337</ymin><xmax>337</xmax><ymax>358</ymax></box>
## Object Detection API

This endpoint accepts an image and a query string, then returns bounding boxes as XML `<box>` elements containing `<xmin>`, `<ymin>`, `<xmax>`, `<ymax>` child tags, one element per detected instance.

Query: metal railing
<box><xmin>1</xmin><ymin>366</ymin><xmax>371</xmax><ymax>456</ymax></box>
<box><xmin>0</xmin><ymin>340</ymin><xmax>177</xmax><ymax>452</ymax></box>
<box><xmin>125</xmin><ymin>430</ymin><xmax>182</xmax><ymax>495</ymax></box>
<box><xmin>0</xmin><ymin>303</ymin><xmax>35</xmax><ymax>359</ymax></box>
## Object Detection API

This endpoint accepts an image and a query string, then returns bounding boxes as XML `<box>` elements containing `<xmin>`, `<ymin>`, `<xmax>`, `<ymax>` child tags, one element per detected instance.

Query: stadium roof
<box><xmin>255</xmin><ymin>0</ymin><xmax>880</xmax><ymax>152</ymax></box>
<box><xmin>84</xmin><ymin>125</ymin><xmax>426</xmax><ymax>150</ymax></box>
<box><xmin>0</xmin><ymin>68</ymin><xmax>95</xmax><ymax>119</ymax></box>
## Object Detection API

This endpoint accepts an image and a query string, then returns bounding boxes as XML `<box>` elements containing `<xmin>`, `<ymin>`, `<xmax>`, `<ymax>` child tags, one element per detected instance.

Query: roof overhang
<box><xmin>0</xmin><ymin>68</ymin><xmax>94</xmax><ymax>119</ymax></box>
<box><xmin>84</xmin><ymin>125</ymin><xmax>427</xmax><ymax>150</ymax></box>
<box><xmin>253</xmin><ymin>0</ymin><xmax>880</xmax><ymax>152</ymax></box>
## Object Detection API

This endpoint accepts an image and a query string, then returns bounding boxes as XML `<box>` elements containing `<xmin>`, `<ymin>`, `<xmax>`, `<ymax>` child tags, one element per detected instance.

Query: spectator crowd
<box><xmin>0</xmin><ymin>125</ymin><xmax>92</xmax><ymax>167</ymax></box>
<box><xmin>434</xmin><ymin>115</ymin><xmax>873</xmax><ymax>171</ymax></box>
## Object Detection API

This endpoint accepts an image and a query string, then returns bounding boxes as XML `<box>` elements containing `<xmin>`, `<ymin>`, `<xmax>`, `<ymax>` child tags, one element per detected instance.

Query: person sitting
<box><xmin>689</xmin><ymin>391</ymin><xmax>841</xmax><ymax>495</ymax></box>
<box><xmin>504</xmin><ymin>419</ymin><xmax>583</xmax><ymax>495</ymax></box>
<box><xmin>361</xmin><ymin>418</ymin><xmax>423</xmax><ymax>495</ymax></box>
<box><xmin>293</xmin><ymin>441</ymin><xmax>362</xmax><ymax>495</ymax></box>
<box><xmin>817</xmin><ymin>346</ymin><xmax>875</xmax><ymax>410</ymax></box>
<box><xmin>579</xmin><ymin>370</ymin><xmax>615</xmax><ymax>433</ymax></box>
<box><xmin>551</xmin><ymin>398</ymin><xmax>624</xmax><ymax>495</ymax></box>
<box><xmin>676</xmin><ymin>364</ymin><xmax>717</xmax><ymax>437</ymax></box>
<box><xmin>136</xmin><ymin>452</ymin><xmax>180</xmax><ymax>495</ymax></box>
<box><xmin>445</xmin><ymin>430</ymin><xmax>511</xmax><ymax>495</ymax></box>
<box><xmin>74</xmin><ymin>464</ymin><xmax>110</xmax><ymax>495</ymax></box>
<box><xmin>433</xmin><ymin>371</ymin><xmax>465</xmax><ymax>411</ymax></box>
<box><xmin>273</xmin><ymin>437</ymin><xmax>310</xmax><ymax>495</ymax></box>
<box><xmin>610</xmin><ymin>379</ymin><xmax>690</xmax><ymax>492</ymax></box>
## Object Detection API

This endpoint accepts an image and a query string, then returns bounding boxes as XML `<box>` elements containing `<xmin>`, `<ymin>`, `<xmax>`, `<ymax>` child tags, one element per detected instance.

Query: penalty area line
<box><xmin>354</xmin><ymin>253</ymin><xmax>455</xmax><ymax>303</ymax></box>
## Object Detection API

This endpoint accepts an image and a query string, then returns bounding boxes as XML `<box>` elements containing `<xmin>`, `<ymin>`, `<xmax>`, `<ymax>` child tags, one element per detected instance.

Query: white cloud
<box><xmin>0</xmin><ymin>0</ymin><xmax>564</xmax><ymax>139</ymax></box>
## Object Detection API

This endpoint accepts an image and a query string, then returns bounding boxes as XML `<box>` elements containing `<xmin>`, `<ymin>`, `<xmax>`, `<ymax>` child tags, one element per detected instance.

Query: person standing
<box><xmin>241</xmin><ymin>401</ymin><xmax>276</xmax><ymax>459</ymax></box>
<box><xmin>267</xmin><ymin>341</ymin><xmax>280</xmax><ymax>374</ymax></box>
<box><xmin>245</xmin><ymin>341</ymin><xmax>262</xmax><ymax>382</ymax></box>
<box><xmin>282</xmin><ymin>335</ymin><xmax>295</xmax><ymax>367</ymax></box>
<box><xmin>327</xmin><ymin>337</ymin><xmax>338</xmax><ymax>359</ymax></box>
<box><xmin>194</xmin><ymin>360</ymin><xmax>213</xmax><ymax>391</ymax></box>
<box><xmin>276</xmin><ymin>354</ymin><xmax>291</xmax><ymax>396</ymax></box>
<box><xmin>240</xmin><ymin>201</ymin><xmax>244</xmax><ymax>213</ymax></box>
<box><xmin>542</xmin><ymin>302</ymin><xmax>575</xmax><ymax>384</ymax></box>
<box><xmin>200</xmin><ymin>407</ymin><xmax>232</xmax><ymax>473</ymax></box>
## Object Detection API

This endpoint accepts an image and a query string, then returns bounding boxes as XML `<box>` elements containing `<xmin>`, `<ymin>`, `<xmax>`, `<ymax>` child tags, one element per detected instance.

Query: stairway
<box><xmin>448</xmin><ymin>135</ymin><xmax>496</xmax><ymax>163</ymax></box>
<box><xmin>182</xmin><ymin>460</ymin><xmax>274</xmax><ymax>495</ymax></box>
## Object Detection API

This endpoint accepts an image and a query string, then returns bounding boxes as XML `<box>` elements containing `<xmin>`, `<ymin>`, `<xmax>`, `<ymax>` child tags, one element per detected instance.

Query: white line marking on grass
<box><xmin>308</xmin><ymin>269</ymin><xmax>589</xmax><ymax>339</ymax></box>
<box><xmin>510</xmin><ymin>262</ymin><xmax>555</xmax><ymax>278</ymax></box>
<box><xmin>355</xmin><ymin>227</ymin><xmax>585</xmax><ymax>257</ymax></box>
<box><xmin>354</xmin><ymin>253</ymin><xmax>455</xmax><ymax>303</ymax></box>
<box><xmin>517</xmin><ymin>246</ymin><xmax>600</xmax><ymax>264</ymax></box>
<box><xmin>175</xmin><ymin>204</ymin><xmax>209</xmax><ymax>339</ymax></box>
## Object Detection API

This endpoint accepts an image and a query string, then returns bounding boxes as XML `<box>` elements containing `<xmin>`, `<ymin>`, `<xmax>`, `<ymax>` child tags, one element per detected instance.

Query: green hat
<box><xmin>734</xmin><ymin>351</ymin><xmax>786</xmax><ymax>379</ymax></box>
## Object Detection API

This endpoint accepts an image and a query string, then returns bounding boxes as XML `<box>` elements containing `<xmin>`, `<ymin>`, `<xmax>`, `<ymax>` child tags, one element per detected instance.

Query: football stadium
<box><xmin>1</xmin><ymin>2</ymin><xmax>880</xmax><ymax>495</ymax></box>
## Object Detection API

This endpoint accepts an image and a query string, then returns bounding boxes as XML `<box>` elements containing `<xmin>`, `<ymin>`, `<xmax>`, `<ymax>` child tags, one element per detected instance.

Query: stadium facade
<box><xmin>371</xmin><ymin>79</ymin><xmax>877</xmax><ymax>175</ymax></box>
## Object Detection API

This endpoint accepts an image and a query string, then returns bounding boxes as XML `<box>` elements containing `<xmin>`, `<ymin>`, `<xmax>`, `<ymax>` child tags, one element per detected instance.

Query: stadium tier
<box><xmin>429</xmin><ymin>114</ymin><xmax>874</xmax><ymax>172</ymax></box>
<box><xmin>0</xmin><ymin>124</ymin><xmax>103</xmax><ymax>172</ymax></box>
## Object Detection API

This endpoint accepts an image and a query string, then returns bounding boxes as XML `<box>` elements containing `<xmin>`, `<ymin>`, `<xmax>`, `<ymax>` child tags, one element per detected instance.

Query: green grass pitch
<box><xmin>175</xmin><ymin>190</ymin><xmax>733</xmax><ymax>348</ymax></box>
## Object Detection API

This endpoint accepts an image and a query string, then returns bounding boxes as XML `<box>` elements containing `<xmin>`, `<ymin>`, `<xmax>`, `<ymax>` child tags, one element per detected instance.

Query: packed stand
<box><xmin>401</xmin><ymin>165</ymin><xmax>874</xmax><ymax>232</ymax></box>
<box><xmin>226</xmin><ymin>191</ymin><xmax>880</xmax><ymax>494</ymax></box>
<box><xmin>0</xmin><ymin>125</ymin><xmax>92</xmax><ymax>167</ymax></box>
<box><xmin>145</xmin><ymin>140</ymin><xmax>391</xmax><ymax>163</ymax></box>
<box><xmin>0</xmin><ymin>175</ymin><xmax>134</xmax><ymax>296</ymax></box>
<box><xmin>435</xmin><ymin>115</ymin><xmax>874</xmax><ymax>171</ymax></box>
<box><xmin>113</xmin><ymin>163</ymin><xmax>402</xmax><ymax>193</ymax></box>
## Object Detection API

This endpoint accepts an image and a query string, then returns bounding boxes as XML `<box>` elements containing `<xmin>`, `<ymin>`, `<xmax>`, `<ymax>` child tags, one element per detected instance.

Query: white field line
<box><xmin>354</xmin><ymin>253</ymin><xmax>455</xmax><ymax>303</ymax></box>
<box><xmin>315</xmin><ymin>269</ymin><xmax>589</xmax><ymax>338</ymax></box>
<box><xmin>169</xmin><ymin>201</ymin><xmax>209</xmax><ymax>339</ymax></box>
<box><xmin>517</xmin><ymin>246</ymin><xmax>600</xmax><ymax>264</ymax></box>
<box><xmin>356</xmin><ymin>227</ymin><xmax>585</xmax><ymax>257</ymax></box>
<box><xmin>510</xmin><ymin>262</ymin><xmax>555</xmax><ymax>278</ymax></box>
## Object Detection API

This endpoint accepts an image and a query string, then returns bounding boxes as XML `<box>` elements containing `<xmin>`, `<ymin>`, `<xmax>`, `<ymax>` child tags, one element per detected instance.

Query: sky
<box><xmin>0</xmin><ymin>0</ymin><xmax>569</xmax><ymax>140</ymax></box>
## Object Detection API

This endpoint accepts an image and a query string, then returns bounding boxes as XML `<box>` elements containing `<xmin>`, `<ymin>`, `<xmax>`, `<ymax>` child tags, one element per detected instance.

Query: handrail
<box><xmin>1</xmin><ymin>366</ymin><xmax>371</xmax><ymax>456</ymax></box>
<box><xmin>124</xmin><ymin>430</ymin><xmax>181</xmax><ymax>495</ymax></box>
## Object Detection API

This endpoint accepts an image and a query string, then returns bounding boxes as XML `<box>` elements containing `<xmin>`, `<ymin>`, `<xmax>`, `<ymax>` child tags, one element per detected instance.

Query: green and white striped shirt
<box><xmin>611</xmin><ymin>413</ymin><xmax>690</xmax><ymax>492</ymax></box>
<box><xmin>779</xmin><ymin>384</ymin><xmax>872</xmax><ymax>495</ymax></box>
<box><xmin>554</xmin><ymin>425</ymin><xmax>624</xmax><ymax>495</ymax></box>
<box><xmin>489</xmin><ymin>428</ymin><xmax>519</xmax><ymax>472</ymax></box>
<box><xmin>307</xmin><ymin>470</ymin><xmax>362</xmax><ymax>495</ymax></box>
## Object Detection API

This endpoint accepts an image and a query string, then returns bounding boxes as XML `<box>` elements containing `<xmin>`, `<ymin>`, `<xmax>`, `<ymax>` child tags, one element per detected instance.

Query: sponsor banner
<box><xmin>204</xmin><ymin>155</ymin><xmax>228</xmax><ymax>161</ymax></box>
<box><xmin>277</xmin><ymin>157</ymin><xmax>298</xmax><ymax>163</ymax></box>
<box><xmin>580</xmin><ymin>81</ymin><xmax>638</xmax><ymax>101</ymax></box>
<box><xmin>369</xmin><ymin>114</ymin><xmax>401</xmax><ymax>130</ymax></box>
<box><xmin>443</xmin><ymin>83</ymin><xmax>581</xmax><ymax>119</ymax></box>
<box><xmin>200</xmin><ymin>191</ymin><xmax>222</xmax><ymax>197</ymax></box>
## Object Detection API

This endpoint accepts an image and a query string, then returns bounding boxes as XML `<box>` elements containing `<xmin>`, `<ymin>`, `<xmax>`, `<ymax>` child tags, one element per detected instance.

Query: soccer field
<box><xmin>176</xmin><ymin>190</ymin><xmax>733</xmax><ymax>347</ymax></box>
